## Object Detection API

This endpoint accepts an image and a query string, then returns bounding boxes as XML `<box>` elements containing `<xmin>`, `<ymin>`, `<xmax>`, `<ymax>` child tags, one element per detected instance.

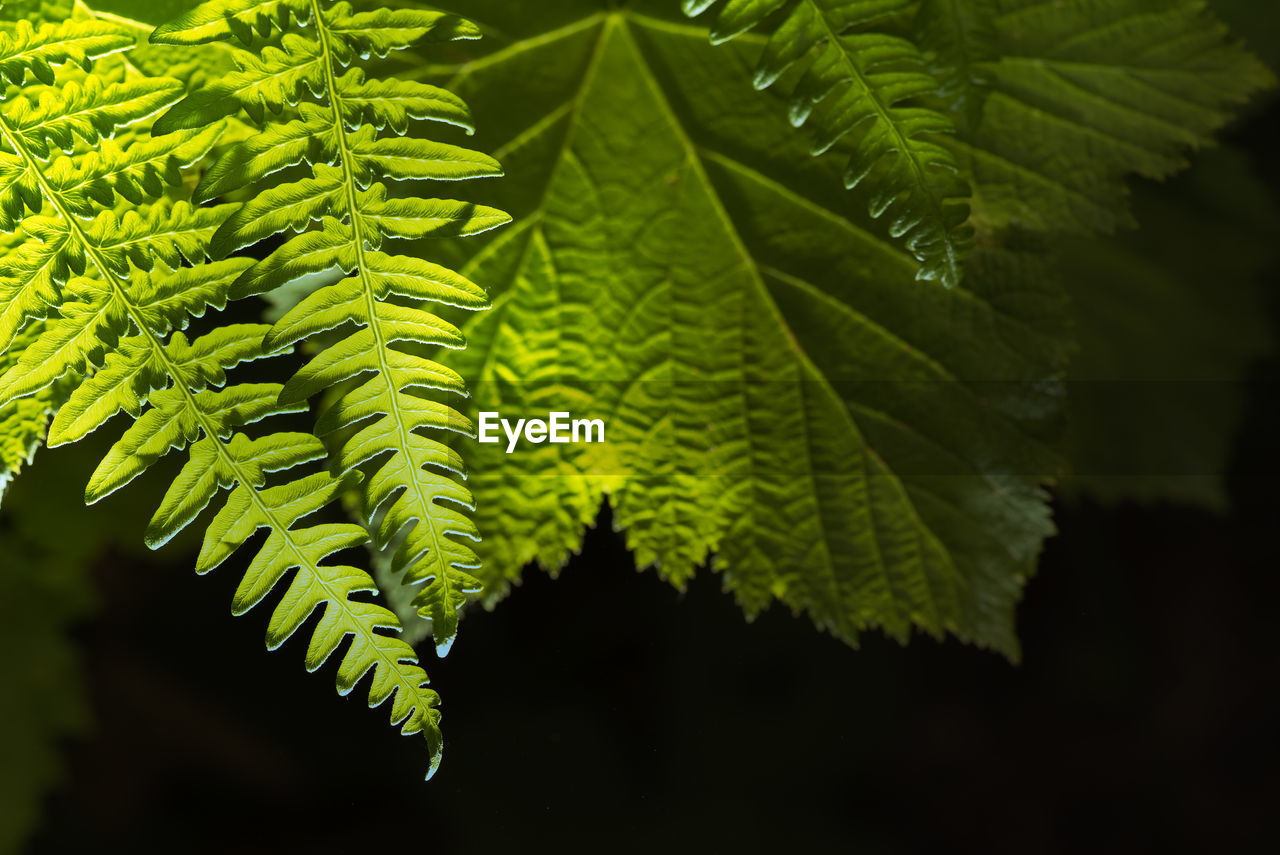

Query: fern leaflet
<box><xmin>682</xmin><ymin>0</ymin><xmax>973</xmax><ymax>287</ymax></box>
<box><xmin>0</xmin><ymin>317</ymin><xmax>67</xmax><ymax>502</ymax></box>
<box><xmin>153</xmin><ymin>0</ymin><xmax>510</xmax><ymax>656</ymax></box>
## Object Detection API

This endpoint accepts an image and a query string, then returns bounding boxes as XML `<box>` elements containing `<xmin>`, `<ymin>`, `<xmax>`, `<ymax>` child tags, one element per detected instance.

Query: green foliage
<box><xmin>937</xmin><ymin>0</ymin><xmax>1271</xmax><ymax>237</ymax></box>
<box><xmin>682</xmin><ymin>0</ymin><xmax>974</xmax><ymax>288</ymax></box>
<box><xmin>153</xmin><ymin>0</ymin><xmax>510</xmax><ymax>656</ymax></box>
<box><xmin>686</xmin><ymin>0</ymin><xmax>1271</xmax><ymax>240</ymax></box>
<box><xmin>0</xmin><ymin>519</ymin><xmax>93</xmax><ymax>854</ymax></box>
<box><xmin>0</xmin><ymin>435</ymin><xmax>157</xmax><ymax>855</ymax></box>
<box><xmin>0</xmin><ymin>5</ymin><xmax>456</xmax><ymax>777</ymax></box>
<box><xmin>0</xmin><ymin>4</ymin><xmax>131</xmax><ymax>500</ymax></box>
<box><xmin>389</xmin><ymin>0</ymin><xmax>1268</xmax><ymax>657</ymax></box>
<box><xmin>400</xmin><ymin>4</ymin><xmax>1061</xmax><ymax>658</ymax></box>
<box><xmin>0</xmin><ymin>319</ymin><xmax>69</xmax><ymax>503</ymax></box>
<box><xmin>0</xmin><ymin>0</ymin><xmax>1272</xmax><ymax>791</ymax></box>
<box><xmin>1062</xmin><ymin>147</ymin><xmax>1279</xmax><ymax>509</ymax></box>
<box><xmin>914</xmin><ymin>0</ymin><xmax>996</xmax><ymax>130</ymax></box>
<box><xmin>0</xmin><ymin>0</ymin><xmax>73</xmax><ymax>27</ymax></box>
<box><xmin>1212</xmin><ymin>0</ymin><xmax>1280</xmax><ymax>74</ymax></box>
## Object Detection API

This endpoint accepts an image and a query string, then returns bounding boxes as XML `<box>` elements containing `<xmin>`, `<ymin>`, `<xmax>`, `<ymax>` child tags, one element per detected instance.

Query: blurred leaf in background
<box><xmin>0</xmin><ymin>0</ymin><xmax>73</xmax><ymax>23</ymax></box>
<box><xmin>0</xmin><ymin>451</ymin><xmax>99</xmax><ymax>853</ymax></box>
<box><xmin>1061</xmin><ymin>147</ymin><xmax>1280</xmax><ymax>510</ymax></box>
<box><xmin>0</xmin><ymin>427</ymin><xmax>178</xmax><ymax>852</ymax></box>
<box><xmin>1213</xmin><ymin>0</ymin><xmax>1280</xmax><ymax>75</ymax></box>
<box><xmin>0</xmin><ymin>534</ymin><xmax>91</xmax><ymax>854</ymax></box>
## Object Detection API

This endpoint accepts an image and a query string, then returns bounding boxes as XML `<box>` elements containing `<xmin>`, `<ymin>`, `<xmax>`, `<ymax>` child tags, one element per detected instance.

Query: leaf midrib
<box><xmin>463</xmin><ymin>13</ymin><xmax>965</xmax><ymax>616</ymax></box>
<box><xmin>308</xmin><ymin>0</ymin><xmax>460</xmax><ymax>635</ymax></box>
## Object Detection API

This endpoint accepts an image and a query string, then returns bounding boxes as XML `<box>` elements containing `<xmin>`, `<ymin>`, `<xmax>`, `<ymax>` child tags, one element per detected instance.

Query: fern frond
<box><xmin>154</xmin><ymin>0</ymin><xmax>510</xmax><ymax>656</ymax></box>
<box><xmin>0</xmin><ymin>14</ymin><xmax>446</xmax><ymax>774</ymax></box>
<box><xmin>682</xmin><ymin>0</ymin><xmax>973</xmax><ymax>287</ymax></box>
<box><xmin>0</xmin><ymin>23</ymin><xmax>218</xmax><ymax>350</ymax></box>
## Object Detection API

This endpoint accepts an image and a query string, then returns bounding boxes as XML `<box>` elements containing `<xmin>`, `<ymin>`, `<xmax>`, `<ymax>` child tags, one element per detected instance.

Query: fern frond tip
<box><xmin>685</xmin><ymin>0</ymin><xmax>972</xmax><ymax>288</ymax></box>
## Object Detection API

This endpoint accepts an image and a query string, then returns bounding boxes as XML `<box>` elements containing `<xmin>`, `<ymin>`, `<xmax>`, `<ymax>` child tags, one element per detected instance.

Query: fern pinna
<box><xmin>152</xmin><ymin>0</ymin><xmax>510</xmax><ymax>658</ymax></box>
<box><xmin>682</xmin><ymin>0</ymin><xmax>973</xmax><ymax>287</ymax></box>
<box><xmin>0</xmin><ymin>14</ymin><xmax>450</xmax><ymax>775</ymax></box>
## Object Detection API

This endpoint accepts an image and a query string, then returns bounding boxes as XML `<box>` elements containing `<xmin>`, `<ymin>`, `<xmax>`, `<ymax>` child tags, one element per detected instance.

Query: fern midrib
<box><xmin>617</xmin><ymin>17</ymin><xmax>876</xmax><ymax>621</ymax></box>
<box><xmin>308</xmin><ymin>0</ymin><xmax>459</xmax><ymax>613</ymax></box>
<box><xmin>0</xmin><ymin>107</ymin><xmax>433</xmax><ymax>728</ymax></box>
<box><xmin>803</xmin><ymin>0</ymin><xmax>960</xmax><ymax>279</ymax></box>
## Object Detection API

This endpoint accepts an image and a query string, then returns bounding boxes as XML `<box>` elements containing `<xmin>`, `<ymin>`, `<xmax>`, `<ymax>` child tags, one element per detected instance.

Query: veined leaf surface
<box><xmin>412</xmin><ymin>4</ymin><xmax>1071</xmax><ymax>658</ymax></box>
<box><xmin>938</xmin><ymin>0</ymin><xmax>1272</xmax><ymax>236</ymax></box>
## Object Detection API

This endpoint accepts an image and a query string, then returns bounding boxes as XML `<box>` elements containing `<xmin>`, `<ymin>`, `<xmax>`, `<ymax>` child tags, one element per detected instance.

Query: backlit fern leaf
<box><xmin>0</xmin><ymin>13</ymin><xmax>446</xmax><ymax>775</ymax></box>
<box><xmin>682</xmin><ymin>0</ymin><xmax>973</xmax><ymax>287</ymax></box>
<box><xmin>0</xmin><ymin>318</ymin><xmax>68</xmax><ymax>503</ymax></box>
<box><xmin>0</xmin><ymin>15</ymin><xmax>125</xmax><ymax>83</ymax></box>
<box><xmin>0</xmin><ymin>226</ymin><xmax>57</xmax><ymax>501</ymax></box>
<box><xmin>153</xmin><ymin>0</ymin><xmax>510</xmax><ymax>656</ymax></box>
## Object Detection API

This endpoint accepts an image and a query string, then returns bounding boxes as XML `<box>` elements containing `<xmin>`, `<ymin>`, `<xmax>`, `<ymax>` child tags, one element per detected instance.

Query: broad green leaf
<box><xmin>415</xmin><ymin>4</ymin><xmax>1071</xmax><ymax>658</ymax></box>
<box><xmin>679</xmin><ymin>1</ymin><xmax>1270</xmax><ymax>243</ymax></box>
<box><xmin>1211</xmin><ymin>0</ymin><xmax>1280</xmax><ymax>74</ymax></box>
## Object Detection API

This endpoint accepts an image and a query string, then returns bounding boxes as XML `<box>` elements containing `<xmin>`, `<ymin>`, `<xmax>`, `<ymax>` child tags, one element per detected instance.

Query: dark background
<box><xmin>19</xmin><ymin>441</ymin><xmax>1280</xmax><ymax>854</ymax></box>
<box><xmin>12</xmin><ymin>20</ymin><xmax>1280</xmax><ymax>855</ymax></box>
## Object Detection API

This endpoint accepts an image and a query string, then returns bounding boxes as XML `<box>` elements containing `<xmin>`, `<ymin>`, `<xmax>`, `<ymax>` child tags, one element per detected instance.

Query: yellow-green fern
<box><xmin>152</xmin><ymin>0</ymin><xmax>510</xmax><ymax>656</ymax></box>
<box><xmin>0</xmin><ymin>10</ymin><xmax>451</xmax><ymax>776</ymax></box>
